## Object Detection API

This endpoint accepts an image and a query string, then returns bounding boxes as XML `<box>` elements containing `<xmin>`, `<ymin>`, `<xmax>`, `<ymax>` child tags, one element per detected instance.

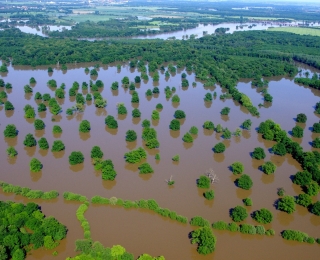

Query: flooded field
<box><xmin>0</xmin><ymin>62</ymin><xmax>319</xmax><ymax>259</ymax></box>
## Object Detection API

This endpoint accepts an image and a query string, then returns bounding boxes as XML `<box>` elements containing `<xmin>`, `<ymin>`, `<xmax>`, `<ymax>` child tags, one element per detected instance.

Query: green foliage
<box><xmin>126</xmin><ymin>130</ymin><xmax>137</xmax><ymax>142</ymax></box>
<box><xmin>237</xmin><ymin>174</ymin><xmax>253</xmax><ymax>190</ymax></box>
<box><xmin>6</xmin><ymin>146</ymin><xmax>17</xmax><ymax>157</ymax></box>
<box><xmin>132</xmin><ymin>108</ymin><xmax>141</xmax><ymax>118</ymax></box>
<box><xmin>169</xmin><ymin>119</ymin><xmax>180</xmax><ymax>131</ymax></box>
<box><xmin>124</xmin><ymin>147</ymin><xmax>147</xmax><ymax>163</ymax></box>
<box><xmin>172</xmin><ymin>154</ymin><xmax>180</xmax><ymax>162</ymax></box>
<box><xmin>239</xmin><ymin>224</ymin><xmax>256</xmax><ymax>235</ymax></box>
<box><xmin>220</xmin><ymin>107</ymin><xmax>230</xmax><ymax>115</ymax></box>
<box><xmin>69</xmin><ymin>151</ymin><xmax>84</xmax><ymax>165</ymax></box>
<box><xmin>47</xmin><ymin>79</ymin><xmax>57</xmax><ymax>88</ymax></box>
<box><xmin>204</xmin><ymin>190</ymin><xmax>214</xmax><ymax>200</ymax></box>
<box><xmin>190</xmin><ymin>216</ymin><xmax>210</xmax><ymax>227</ymax></box>
<box><xmin>142</xmin><ymin>127</ymin><xmax>157</xmax><ymax>141</ymax></box>
<box><xmin>145</xmin><ymin>138</ymin><xmax>160</xmax><ymax>149</ymax></box>
<box><xmin>3</xmin><ymin>124</ymin><xmax>17</xmax><ymax>138</ymax></box>
<box><xmin>0</xmin><ymin>90</ymin><xmax>7</xmax><ymax>99</ymax></box>
<box><xmin>190</xmin><ymin>227</ymin><xmax>216</xmax><ymax>255</ymax></box>
<box><xmin>63</xmin><ymin>192</ymin><xmax>88</xmax><ymax>203</ymax></box>
<box><xmin>43</xmin><ymin>93</ymin><xmax>51</xmax><ymax>101</ymax></box>
<box><xmin>312</xmin><ymin>123</ymin><xmax>320</xmax><ymax>133</ymax></box>
<box><xmin>281</xmin><ymin>230</ymin><xmax>309</xmax><ymax>243</ymax></box>
<box><xmin>252</xmin><ymin>208</ymin><xmax>273</xmax><ymax>224</ymax></box>
<box><xmin>25</xmin><ymin>107</ymin><xmax>36</xmax><ymax>118</ymax></box>
<box><xmin>94</xmin><ymin>98</ymin><xmax>107</xmax><ymax>108</ymax></box>
<box><xmin>174</xmin><ymin>110</ymin><xmax>186</xmax><ymax>119</ymax></box>
<box><xmin>272</xmin><ymin>142</ymin><xmax>287</xmax><ymax>156</ymax></box>
<box><xmin>30</xmin><ymin>158</ymin><xmax>42</xmax><ymax>172</ymax></box>
<box><xmin>277</xmin><ymin>188</ymin><xmax>285</xmax><ymax>196</ymax></box>
<box><xmin>293</xmin><ymin>170</ymin><xmax>312</xmax><ymax>185</ymax></box>
<box><xmin>55</xmin><ymin>88</ymin><xmax>65</xmax><ymax>99</ymax></box>
<box><xmin>146</xmin><ymin>89</ymin><xmax>152</xmax><ymax>96</ymax></box>
<box><xmin>155</xmin><ymin>153</ymin><xmax>160</xmax><ymax>160</ymax></box>
<box><xmin>101</xmin><ymin>160</ymin><xmax>117</xmax><ymax>181</ymax></box>
<box><xmin>189</xmin><ymin>126</ymin><xmax>198</xmax><ymax>135</ymax></box>
<box><xmin>117</xmin><ymin>103</ymin><xmax>127</xmax><ymax>115</ymax></box>
<box><xmin>139</xmin><ymin>163</ymin><xmax>154</xmax><ymax>174</ymax></box>
<box><xmin>256</xmin><ymin>225</ymin><xmax>266</xmax><ymax>235</ymax></box>
<box><xmin>197</xmin><ymin>175</ymin><xmax>210</xmax><ymax>189</ymax></box>
<box><xmin>223</xmin><ymin>128</ymin><xmax>232</xmax><ymax>139</ymax></box>
<box><xmin>51</xmin><ymin>140</ymin><xmax>65</xmax><ymax>152</ymax></box>
<box><xmin>52</xmin><ymin>125</ymin><xmax>62</xmax><ymax>134</ymax></box>
<box><xmin>312</xmin><ymin>137</ymin><xmax>320</xmax><ymax>148</ymax></box>
<box><xmin>172</xmin><ymin>94</ymin><xmax>180</xmax><ymax>103</ymax></box>
<box><xmin>34</xmin><ymin>119</ymin><xmax>45</xmax><ymax>130</ymax></box>
<box><xmin>23</xmin><ymin>133</ymin><xmax>37</xmax><ymax>147</ymax></box>
<box><xmin>24</xmin><ymin>84</ymin><xmax>33</xmax><ymax>93</ymax></box>
<box><xmin>213</xmin><ymin>143</ymin><xmax>225</xmax><ymax>153</ymax></box>
<box><xmin>242</xmin><ymin>119</ymin><xmax>252</xmax><ymax>130</ymax></box>
<box><xmin>131</xmin><ymin>91</ymin><xmax>139</xmax><ymax>103</ymax></box>
<box><xmin>296</xmin><ymin>113</ymin><xmax>307</xmax><ymax>123</ymax></box>
<box><xmin>122</xmin><ymin>76</ymin><xmax>129</xmax><ymax>85</ymax></box>
<box><xmin>142</xmin><ymin>119</ymin><xmax>150</xmax><ymax>128</ymax></box>
<box><xmin>264</xmin><ymin>93</ymin><xmax>273</xmax><ymax>102</ymax></box>
<box><xmin>38</xmin><ymin>103</ymin><xmax>47</xmax><ymax>112</ymax></box>
<box><xmin>311</xmin><ymin>201</ymin><xmax>320</xmax><ymax>216</ymax></box>
<box><xmin>243</xmin><ymin>198</ymin><xmax>252</xmax><ymax>206</ymax></box>
<box><xmin>295</xmin><ymin>193</ymin><xmax>312</xmax><ymax>207</ymax></box>
<box><xmin>252</xmin><ymin>147</ymin><xmax>266</xmax><ymax>159</ymax></box>
<box><xmin>231</xmin><ymin>161</ymin><xmax>244</xmax><ymax>175</ymax></box>
<box><xmin>105</xmin><ymin>115</ymin><xmax>118</xmax><ymax>129</ymax></box>
<box><xmin>212</xmin><ymin>221</ymin><xmax>228</xmax><ymax>230</ymax></box>
<box><xmin>278</xmin><ymin>196</ymin><xmax>296</xmax><ymax>214</ymax></box>
<box><xmin>292</xmin><ymin>125</ymin><xmax>303</xmax><ymax>138</ymax></box>
<box><xmin>4</xmin><ymin>101</ymin><xmax>14</xmax><ymax>110</ymax></box>
<box><xmin>156</xmin><ymin>103</ymin><xmax>163</xmax><ymax>110</ymax></box>
<box><xmin>38</xmin><ymin>138</ymin><xmax>49</xmax><ymax>150</ymax></box>
<box><xmin>261</xmin><ymin>161</ymin><xmax>277</xmax><ymax>175</ymax></box>
<box><xmin>230</xmin><ymin>206</ymin><xmax>248</xmax><ymax>222</ymax></box>
<box><xmin>204</xmin><ymin>93</ymin><xmax>213</xmax><ymax>102</ymax></box>
<box><xmin>304</xmin><ymin>181</ymin><xmax>320</xmax><ymax>196</ymax></box>
<box><xmin>182</xmin><ymin>132</ymin><xmax>193</xmax><ymax>143</ymax></box>
<box><xmin>79</xmin><ymin>120</ymin><xmax>91</xmax><ymax>133</ymax></box>
<box><xmin>151</xmin><ymin>110</ymin><xmax>160</xmax><ymax>120</ymax></box>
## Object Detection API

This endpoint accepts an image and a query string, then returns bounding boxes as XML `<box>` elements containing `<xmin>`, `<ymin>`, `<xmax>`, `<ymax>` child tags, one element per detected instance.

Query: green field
<box><xmin>268</xmin><ymin>27</ymin><xmax>320</xmax><ymax>36</ymax></box>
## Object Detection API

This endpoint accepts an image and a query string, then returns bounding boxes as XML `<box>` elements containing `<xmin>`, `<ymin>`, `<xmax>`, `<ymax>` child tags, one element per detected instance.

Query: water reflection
<box><xmin>203</xmin><ymin>129</ymin><xmax>213</xmax><ymax>136</ymax></box>
<box><xmin>213</xmin><ymin>153</ymin><xmax>225</xmax><ymax>163</ymax></box>
<box><xmin>96</xmin><ymin>108</ymin><xmax>107</xmax><ymax>117</ymax></box>
<box><xmin>5</xmin><ymin>110</ymin><xmax>14</xmax><ymax>117</ymax></box>
<box><xmin>183</xmin><ymin>142</ymin><xmax>193</xmax><ymax>150</ymax></box>
<box><xmin>4</xmin><ymin>136</ymin><xmax>18</xmax><ymax>147</ymax></box>
<box><xmin>79</xmin><ymin>132</ymin><xmax>91</xmax><ymax>141</ymax></box>
<box><xmin>105</xmin><ymin>126</ymin><xmax>118</xmax><ymax>135</ymax></box>
<box><xmin>24</xmin><ymin>146</ymin><xmax>36</xmax><ymax>157</ymax></box>
<box><xmin>236</xmin><ymin>187</ymin><xmax>252</xmax><ymax>199</ymax></box>
<box><xmin>38</xmin><ymin>149</ymin><xmax>48</xmax><ymax>157</ymax></box>
<box><xmin>53</xmin><ymin>150</ymin><xmax>65</xmax><ymax>159</ymax></box>
<box><xmin>7</xmin><ymin>156</ymin><xmax>17</xmax><ymax>165</ymax></box>
<box><xmin>69</xmin><ymin>163</ymin><xmax>84</xmax><ymax>172</ymax></box>
<box><xmin>276</xmin><ymin>211</ymin><xmax>294</xmax><ymax>226</ymax></box>
<box><xmin>126</xmin><ymin>140</ymin><xmax>137</xmax><ymax>150</ymax></box>
<box><xmin>260</xmin><ymin>173</ymin><xmax>275</xmax><ymax>184</ymax></box>
<box><xmin>30</xmin><ymin>171</ymin><xmax>42</xmax><ymax>182</ymax></box>
<box><xmin>170</xmin><ymin>130</ymin><xmax>180</xmax><ymax>138</ymax></box>
<box><xmin>139</xmin><ymin>173</ymin><xmax>153</xmax><ymax>181</ymax></box>
<box><xmin>35</xmin><ymin>129</ymin><xmax>45</xmax><ymax>138</ymax></box>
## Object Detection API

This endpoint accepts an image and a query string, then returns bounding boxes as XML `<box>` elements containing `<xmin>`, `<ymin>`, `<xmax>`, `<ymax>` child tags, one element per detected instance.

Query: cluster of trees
<box><xmin>63</xmin><ymin>192</ymin><xmax>88</xmax><ymax>203</ymax></box>
<box><xmin>105</xmin><ymin>115</ymin><xmax>118</xmax><ymax>129</ymax></box>
<box><xmin>281</xmin><ymin>230</ymin><xmax>317</xmax><ymax>244</ymax></box>
<box><xmin>142</xmin><ymin>127</ymin><xmax>159</xmax><ymax>149</ymax></box>
<box><xmin>124</xmin><ymin>147</ymin><xmax>147</xmax><ymax>163</ymax></box>
<box><xmin>190</xmin><ymin>227</ymin><xmax>216</xmax><ymax>255</ymax></box>
<box><xmin>294</xmin><ymin>73</ymin><xmax>320</xmax><ymax>90</ymax></box>
<box><xmin>0</xmin><ymin>200</ymin><xmax>67</xmax><ymax>259</ymax></box>
<box><xmin>91</xmin><ymin>196</ymin><xmax>188</xmax><ymax>224</ymax></box>
<box><xmin>0</xmin><ymin>181</ymin><xmax>59</xmax><ymax>200</ymax></box>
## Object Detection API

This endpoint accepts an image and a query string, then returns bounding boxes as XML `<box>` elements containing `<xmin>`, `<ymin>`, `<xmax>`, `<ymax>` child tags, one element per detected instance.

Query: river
<box><xmin>0</xmin><ymin>62</ymin><xmax>319</xmax><ymax>259</ymax></box>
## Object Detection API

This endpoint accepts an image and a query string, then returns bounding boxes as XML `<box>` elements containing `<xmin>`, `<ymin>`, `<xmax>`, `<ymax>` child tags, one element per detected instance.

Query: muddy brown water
<box><xmin>0</xmin><ymin>62</ymin><xmax>319</xmax><ymax>259</ymax></box>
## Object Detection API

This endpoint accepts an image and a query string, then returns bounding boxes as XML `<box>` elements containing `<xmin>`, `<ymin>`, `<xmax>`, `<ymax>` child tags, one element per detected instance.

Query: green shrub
<box><xmin>145</xmin><ymin>89</ymin><xmax>152</xmax><ymax>96</ymax></box>
<box><xmin>102</xmin><ymin>161</ymin><xmax>117</xmax><ymax>181</ymax></box>
<box><xmin>23</xmin><ymin>134</ymin><xmax>37</xmax><ymax>147</ymax></box>
<box><xmin>252</xmin><ymin>147</ymin><xmax>266</xmax><ymax>159</ymax></box>
<box><xmin>203</xmin><ymin>121</ymin><xmax>214</xmax><ymax>130</ymax></box>
<box><xmin>304</xmin><ymin>181</ymin><xmax>320</xmax><ymax>196</ymax></box>
<box><xmin>204</xmin><ymin>190</ymin><xmax>214</xmax><ymax>200</ymax></box>
<box><xmin>142</xmin><ymin>119</ymin><xmax>150</xmax><ymax>128</ymax></box>
<box><xmin>174</xmin><ymin>110</ymin><xmax>186</xmax><ymax>119</ymax></box>
<box><xmin>295</xmin><ymin>194</ymin><xmax>312</xmax><ymax>207</ymax></box>
<box><xmin>228</xmin><ymin>222</ymin><xmax>239</xmax><ymax>232</ymax></box>
<box><xmin>237</xmin><ymin>174</ymin><xmax>253</xmax><ymax>190</ymax></box>
<box><xmin>34</xmin><ymin>119</ymin><xmax>45</xmax><ymax>130</ymax></box>
<box><xmin>124</xmin><ymin>147</ymin><xmax>147</xmax><ymax>163</ymax></box>
<box><xmin>243</xmin><ymin>198</ymin><xmax>252</xmax><ymax>206</ymax></box>
<box><xmin>312</xmin><ymin>137</ymin><xmax>320</xmax><ymax>148</ymax></box>
<box><xmin>281</xmin><ymin>230</ymin><xmax>309</xmax><ymax>243</ymax></box>
<box><xmin>239</xmin><ymin>224</ymin><xmax>256</xmax><ymax>234</ymax></box>
<box><xmin>213</xmin><ymin>143</ymin><xmax>225</xmax><ymax>153</ymax></box>
<box><xmin>265</xmin><ymin>229</ymin><xmax>275</xmax><ymax>236</ymax></box>
<box><xmin>38</xmin><ymin>138</ymin><xmax>49</xmax><ymax>150</ymax></box>
<box><xmin>230</xmin><ymin>206</ymin><xmax>248</xmax><ymax>222</ymax></box>
<box><xmin>190</xmin><ymin>227</ymin><xmax>216</xmax><ymax>255</ymax></box>
<box><xmin>204</xmin><ymin>93</ymin><xmax>212</xmax><ymax>102</ymax></box>
<box><xmin>145</xmin><ymin>138</ymin><xmax>160</xmax><ymax>149</ymax></box>
<box><xmin>172</xmin><ymin>95</ymin><xmax>180</xmax><ymax>103</ymax></box>
<box><xmin>155</xmin><ymin>153</ymin><xmax>160</xmax><ymax>160</ymax></box>
<box><xmin>311</xmin><ymin>201</ymin><xmax>320</xmax><ymax>216</ymax></box>
<box><xmin>94</xmin><ymin>98</ymin><xmax>107</xmax><ymax>108</ymax></box>
<box><xmin>312</xmin><ymin>123</ymin><xmax>320</xmax><ymax>133</ymax></box>
<box><xmin>296</xmin><ymin>113</ymin><xmax>307</xmax><ymax>123</ymax></box>
<box><xmin>151</xmin><ymin>110</ymin><xmax>160</xmax><ymax>120</ymax></box>
<box><xmin>197</xmin><ymin>176</ymin><xmax>210</xmax><ymax>189</ymax></box>
<box><xmin>69</xmin><ymin>151</ymin><xmax>84</xmax><ymax>165</ymax></box>
<box><xmin>63</xmin><ymin>192</ymin><xmax>88</xmax><ymax>202</ymax></box>
<box><xmin>242</xmin><ymin>119</ymin><xmax>252</xmax><ymax>130</ymax></box>
<box><xmin>38</xmin><ymin>103</ymin><xmax>47</xmax><ymax>112</ymax></box>
<box><xmin>278</xmin><ymin>196</ymin><xmax>296</xmax><ymax>214</ymax></box>
<box><xmin>264</xmin><ymin>93</ymin><xmax>273</xmax><ymax>102</ymax></box>
<box><xmin>139</xmin><ymin>163</ymin><xmax>154</xmax><ymax>174</ymax></box>
<box><xmin>277</xmin><ymin>188</ymin><xmax>285</xmax><ymax>196</ymax></box>
<box><xmin>212</xmin><ymin>221</ymin><xmax>228</xmax><ymax>230</ymax></box>
<box><xmin>293</xmin><ymin>171</ymin><xmax>312</xmax><ymax>186</ymax></box>
<box><xmin>156</xmin><ymin>103</ymin><xmax>163</xmax><ymax>110</ymax></box>
<box><xmin>292</xmin><ymin>126</ymin><xmax>303</xmax><ymax>138</ymax></box>
<box><xmin>105</xmin><ymin>116</ymin><xmax>118</xmax><ymax>129</ymax></box>
<box><xmin>261</xmin><ymin>161</ymin><xmax>277</xmax><ymax>174</ymax></box>
<box><xmin>51</xmin><ymin>140</ymin><xmax>65</xmax><ymax>152</ymax></box>
<box><xmin>182</xmin><ymin>132</ymin><xmax>193</xmax><ymax>143</ymax></box>
<box><xmin>172</xmin><ymin>154</ymin><xmax>180</xmax><ymax>161</ymax></box>
<box><xmin>252</xmin><ymin>208</ymin><xmax>273</xmax><ymax>224</ymax></box>
<box><xmin>231</xmin><ymin>162</ymin><xmax>244</xmax><ymax>175</ymax></box>
<box><xmin>43</xmin><ymin>93</ymin><xmax>51</xmax><ymax>101</ymax></box>
<box><xmin>3</xmin><ymin>124</ymin><xmax>17</xmax><ymax>138</ymax></box>
<box><xmin>117</xmin><ymin>103</ymin><xmax>127</xmax><ymax>115</ymax></box>
<box><xmin>132</xmin><ymin>108</ymin><xmax>141</xmax><ymax>118</ymax></box>
<box><xmin>6</xmin><ymin>146</ymin><xmax>17</xmax><ymax>157</ymax></box>
<box><xmin>52</xmin><ymin>125</ymin><xmax>62</xmax><ymax>134</ymax></box>
<box><xmin>190</xmin><ymin>216</ymin><xmax>210</xmax><ymax>227</ymax></box>
<box><xmin>169</xmin><ymin>119</ymin><xmax>180</xmax><ymax>131</ymax></box>
<box><xmin>30</xmin><ymin>158</ymin><xmax>42</xmax><ymax>172</ymax></box>
<box><xmin>79</xmin><ymin>120</ymin><xmax>91</xmax><ymax>133</ymax></box>
<box><xmin>189</xmin><ymin>126</ymin><xmax>198</xmax><ymax>135</ymax></box>
<box><xmin>220</xmin><ymin>107</ymin><xmax>230</xmax><ymax>115</ymax></box>
<box><xmin>91</xmin><ymin>146</ymin><xmax>103</xmax><ymax>159</ymax></box>
<box><xmin>25</xmin><ymin>107</ymin><xmax>35</xmax><ymax>118</ymax></box>
<box><xmin>111</xmin><ymin>81</ymin><xmax>119</xmax><ymax>90</ymax></box>
<box><xmin>142</xmin><ymin>127</ymin><xmax>157</xmax><ymax>141</ymax></box>
<box><xmin>24</xmin><ymin>84</ymin><xmax>33</xmax><ymax>93</ymax></box>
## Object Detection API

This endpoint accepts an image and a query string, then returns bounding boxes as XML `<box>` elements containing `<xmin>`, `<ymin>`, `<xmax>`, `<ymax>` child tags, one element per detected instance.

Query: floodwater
<box><xmin>14</xmin><ymin>22</ymin><xmax>303</xmax><ymax>40</ymax></box>
<box><xmin>0</xmin><ymin>62</ymin><xmax>319</xmax><ymax>260</ymax></box>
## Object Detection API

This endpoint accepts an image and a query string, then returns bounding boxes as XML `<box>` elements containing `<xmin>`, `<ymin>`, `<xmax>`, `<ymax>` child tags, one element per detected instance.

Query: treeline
<box><xmin>0</xmin><ymin>200</ymin><xmax>67</xmax><ymax>259</ymax></box>
<box><xmin>294</xmin><ymin>74</ymin><xmax>320</xmax><ymax>89</ymax></box>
